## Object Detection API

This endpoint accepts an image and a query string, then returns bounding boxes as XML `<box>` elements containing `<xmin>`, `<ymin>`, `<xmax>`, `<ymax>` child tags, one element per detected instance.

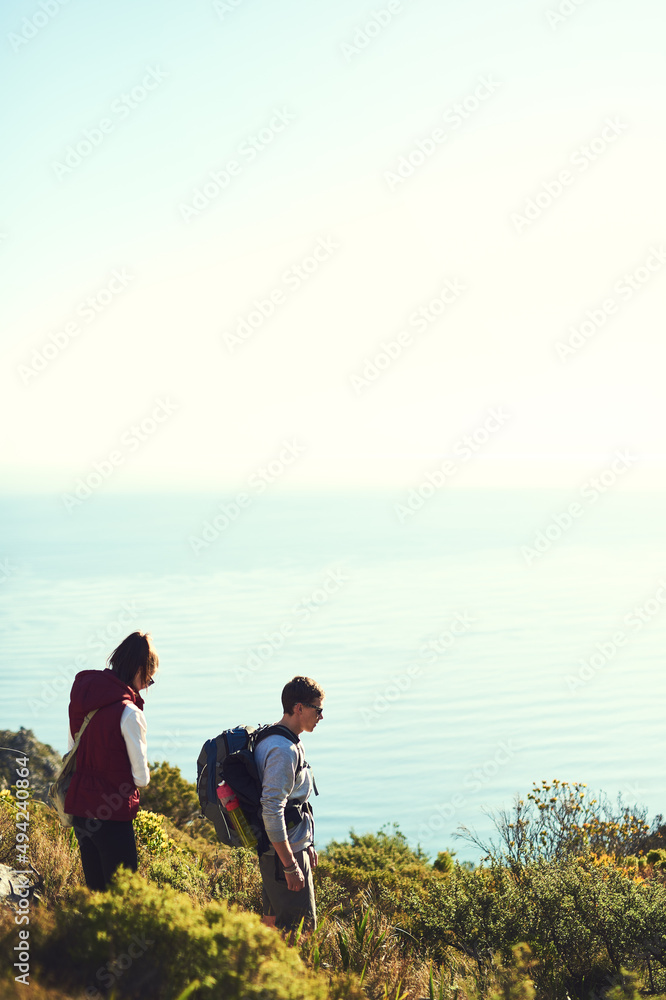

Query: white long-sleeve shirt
<box><xmin>68</xmin><ymin>703</ymin><xmax>150</xmax><ymax>788</ymax></box>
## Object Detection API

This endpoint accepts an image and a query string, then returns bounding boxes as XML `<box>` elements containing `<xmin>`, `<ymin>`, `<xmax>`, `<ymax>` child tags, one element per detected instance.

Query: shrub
<box><xmin>406</xmin><ymin>853</ymin><xmax>666</xmax><ymax>1000</ymax></box>
<box><xmin>146</xmin><ymin>853</ymin><xmax>210</xmax><ymax>903</ymax></box>
<box><xmin>317</xmin><ymin>825</ymin><xmax>437</xmax><ymax>919</ymax></box>
<box><xmin>134</xmin><ymin>808</ymin><xmax>175</xmax><ymax>857</ymax></box>
<box><xmin>29</xmin><ymin>869</ymin><xmax>334</xmax><ymax>999</ymax></box>
<box><xmin>487</xmin><ymin>943</ymin><xmax>537</xmax><ymax>1000</ymax></box>
<box><xmin>139</xmin><ymin>761</ymin><xmax>203</xmax><ymax>831</ymax></box>
<box><xmin>434</xmin><ymin>851</ymin><xmax>455</xmax><ymax>874</ymax></box>
<box><xmin>134</xmin><ymin>809</ymin><xmax>216</xmax><ymax>903</ymax></box>
<box><xmin>211</xmin><ymin>845</ymin><xmax>263</xmax><ymax>913</ymax></box>
<box><xmin>412</xmin><ymin>861</ymin><xmax>523</xmax><ymax>966</ymax></box>
<box><xmin>459</xmin><ymin>780</ymin><xmax>661</xmax><ymax>864</ymax></box>
<box><xmin>321</xmin><ymin>824</ymin><xmax>429</xmax><ymax>872</ymax></box>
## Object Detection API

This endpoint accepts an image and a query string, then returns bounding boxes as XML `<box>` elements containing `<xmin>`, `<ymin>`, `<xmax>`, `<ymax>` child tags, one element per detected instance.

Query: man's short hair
<box><xmin>282</xmin><ymin>676</ymin><xmax>324</xmax><ymax>715</ymax></box>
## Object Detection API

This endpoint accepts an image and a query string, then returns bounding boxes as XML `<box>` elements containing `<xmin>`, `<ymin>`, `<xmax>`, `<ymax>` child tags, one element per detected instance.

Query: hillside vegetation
<box><xmin>1</xmin><ymin>734</ymin><xmax>666</xmax><ymax>999</ymax></box>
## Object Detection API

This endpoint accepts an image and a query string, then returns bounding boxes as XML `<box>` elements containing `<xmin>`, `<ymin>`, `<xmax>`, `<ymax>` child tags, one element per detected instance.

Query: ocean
<box><xmin>1</xmin><ymin>489</ymin><xmax>665</xmax><ymax>862</ymax></box>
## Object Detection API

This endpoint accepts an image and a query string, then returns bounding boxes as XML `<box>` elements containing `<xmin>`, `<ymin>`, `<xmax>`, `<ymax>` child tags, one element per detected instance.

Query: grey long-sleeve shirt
<box><xmin>254</xmin><ymin>733</ymin><xmax>314</xmax><ymax>854</ymax></box>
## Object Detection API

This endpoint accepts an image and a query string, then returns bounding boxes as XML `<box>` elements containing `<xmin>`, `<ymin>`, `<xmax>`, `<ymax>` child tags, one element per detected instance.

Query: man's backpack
<box><xmin>196</xmin><ymin>724</ymin><xmax>308</xmax><ymax>855</ymax></box>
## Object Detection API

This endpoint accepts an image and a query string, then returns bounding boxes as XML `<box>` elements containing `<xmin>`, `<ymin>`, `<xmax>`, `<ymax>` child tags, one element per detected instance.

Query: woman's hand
<box><xmin>307</xmin><ymin>845</ymin><xmax>318</xmax><ymax>868</ymax></box>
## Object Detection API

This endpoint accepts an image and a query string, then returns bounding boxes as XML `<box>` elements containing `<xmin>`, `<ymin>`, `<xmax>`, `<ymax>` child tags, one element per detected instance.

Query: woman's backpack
<box><xmin>48</xmin><ymin>710</ymin><xmax>98</xmax><ymax>827</ymax></box>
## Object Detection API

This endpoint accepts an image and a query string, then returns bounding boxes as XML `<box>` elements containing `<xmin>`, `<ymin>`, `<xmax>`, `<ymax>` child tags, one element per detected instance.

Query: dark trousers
<box><xmin>73</xmin><ymin>816</ymin><xmax>138</xmax><ymax>891</ymax></box>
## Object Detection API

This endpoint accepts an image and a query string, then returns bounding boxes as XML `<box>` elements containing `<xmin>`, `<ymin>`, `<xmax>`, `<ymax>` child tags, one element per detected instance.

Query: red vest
<box><xmin>65</xmin><ymin>669</ymin><xmax>145</xmax><ymax>822</ymax></box>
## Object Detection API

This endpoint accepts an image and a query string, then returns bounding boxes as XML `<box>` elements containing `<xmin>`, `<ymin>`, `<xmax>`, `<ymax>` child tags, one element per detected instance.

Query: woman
<box><xmin>65</xmin><ymin>631</ymin><xmax>158</xmax><ymax>891</ymax></box>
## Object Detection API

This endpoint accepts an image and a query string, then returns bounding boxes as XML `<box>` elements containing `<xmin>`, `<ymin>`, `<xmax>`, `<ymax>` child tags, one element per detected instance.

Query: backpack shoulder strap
<box><xmin>73</xmin><ymin>708</ymin><xmax>99</xmax><ymax>747</ymax></box>
<box><xmin>253</xmin><ymin>724</ymin><xmax>300</xmax><ymax>748</ymax></box>
<box><xmin>252</xmin><ymin>724</ymin><xmax>303</xmax><ymax>771</ymax></box>
<box><xmin>58</xmin><ymin>709</ymin><xmax>99</xmax><ymax>781</ymax></box>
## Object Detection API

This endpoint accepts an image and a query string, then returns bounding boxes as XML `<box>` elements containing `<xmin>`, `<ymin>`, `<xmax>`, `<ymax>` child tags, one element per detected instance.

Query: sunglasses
<box><xmin>147</xmin><ymin>677</ymin><xmax>155</xmax><ymax>687</ymax></box>
<box><xmin>302</xmin><ymin>703</ymin><xmax>323</xmax><ymax>717</ymax></box>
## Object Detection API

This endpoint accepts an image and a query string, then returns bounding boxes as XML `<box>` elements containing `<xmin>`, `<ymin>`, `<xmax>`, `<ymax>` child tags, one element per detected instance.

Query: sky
<box><xmin>1</xmin><ymin>0</ymin><xmax>665</xmax><ymax>495</ymax></box>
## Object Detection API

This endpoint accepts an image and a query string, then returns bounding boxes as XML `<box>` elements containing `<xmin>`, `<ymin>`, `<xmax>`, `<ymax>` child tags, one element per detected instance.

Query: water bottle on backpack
<box><xmin>216</xmin><ymin>781</ymin><xmax>258</xmax><ymax>849</ymax></box>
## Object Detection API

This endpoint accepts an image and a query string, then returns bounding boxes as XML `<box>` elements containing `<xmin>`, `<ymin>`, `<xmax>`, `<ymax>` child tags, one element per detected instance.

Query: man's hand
<box><xmin>307</xmin><ymin>845</ymin><xmax>318</xmax><ymax>868</ymax></box>
<box><xmin>272</xmin><ymin>839</ymin><xmax>308</xmax><ymax>891</ymax></box>
<box><xmin>285</xmin><ymin>862</ymin><xmax>305</xmax><ymax>892</ymax></box>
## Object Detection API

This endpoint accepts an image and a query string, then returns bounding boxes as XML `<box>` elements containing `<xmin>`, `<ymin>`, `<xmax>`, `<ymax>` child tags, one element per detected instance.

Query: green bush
<box><xmin>321</xmin><ymin>824</ymin><xmax>429</xmax><ymax>872</ymax></box>
<box><xmin>487</xmin><ymin>943</ymin><xmax>537</xmax><ymax>1000</ymax></box>
<box><xmin>139</xmin><ymin>760</ymin><xmax>202</xmax><ymax>830</ymax></box>
<box><xmin>404</xmin><ymin>854</ymin><xmax>666</xmax><ymax>1000</ymax></box>
<box><xmin>211</xmin><ymin>845</ymin><xmax>263</xmax><ymax>913</ymax></box>
<box><xmin>317</xmin><ymin>825</ymin><xmax>438</xmax><ymax>918</ymax></box>
<box><xmin>433</xmin><ymin>850</ymin><xmax>456</xmax><ymax>874</ymax></box>
<box><xmin>146</xmin><ymin>853</ymin><xmax>209</xmax><ymax>903</ymax></box>
<box><xmin>134</xmin><ymin>809</ymin><xmax>209</xmax><ymax>901</ymax></box>
<box><xmin>134</xmin><ymin>808</ymin><xmax>175</xmax><ymax>857</ymax></box>
<box><xmin>31</xmin><ymin>869</ymin><xmax>333</xmax><ymax>999</ymax></box>
<box><xmin>412</xmin><ymin>861</ymin><xmax>523</xmax><ymax>966</ymax></box>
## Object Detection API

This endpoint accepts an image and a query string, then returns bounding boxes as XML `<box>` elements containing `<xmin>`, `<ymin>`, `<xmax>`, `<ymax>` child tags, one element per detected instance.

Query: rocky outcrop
<box><xmin>0</xmin><ymin>728</ymin><xmax>62</xmax><ymax>804</ymax></box>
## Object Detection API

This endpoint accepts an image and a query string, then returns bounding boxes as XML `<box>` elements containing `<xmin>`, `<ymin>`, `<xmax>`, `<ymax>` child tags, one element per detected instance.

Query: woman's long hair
<box><xmin>108</xmin><ymin>631</ymin><xmax>158</xmax><ymax>690</ymax></box>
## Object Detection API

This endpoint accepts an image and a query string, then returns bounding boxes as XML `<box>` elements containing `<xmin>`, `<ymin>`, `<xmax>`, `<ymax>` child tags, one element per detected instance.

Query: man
<box><xmin>254</xmin><ymin>675</ymin><xmax>324</xmax><ymax>933</ymax></box>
